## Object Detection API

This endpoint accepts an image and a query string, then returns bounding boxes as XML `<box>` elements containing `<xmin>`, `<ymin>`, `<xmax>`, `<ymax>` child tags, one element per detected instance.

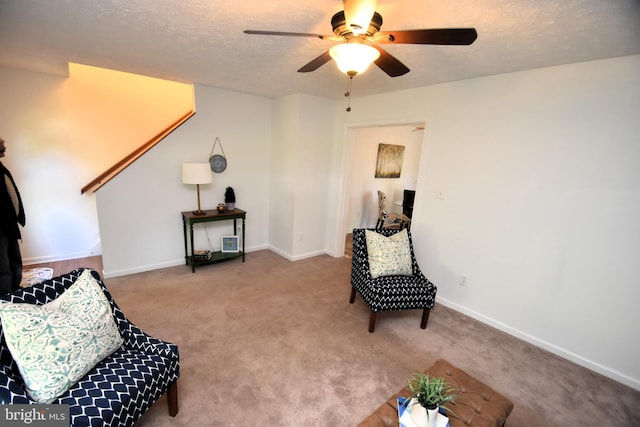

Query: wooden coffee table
<box><xmin>357</xmin><ymin>359</ymin><xmax>513</xmax><ymax>427</ymax></box>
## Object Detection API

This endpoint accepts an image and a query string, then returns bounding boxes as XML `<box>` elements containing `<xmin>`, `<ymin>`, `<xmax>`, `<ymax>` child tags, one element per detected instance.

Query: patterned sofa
<box><xmin>0</xmin><ymin>268</ymin><xmax>179</xmax><ymax>426</ymax></box>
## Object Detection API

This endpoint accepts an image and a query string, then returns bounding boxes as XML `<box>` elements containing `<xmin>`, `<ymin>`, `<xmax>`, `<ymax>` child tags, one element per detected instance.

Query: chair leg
<box><xmin>167</xmin><ymin>381</ymin><xmax>179</xmax><ymax>417</ymax></box>
<box><xmin>349</xmin><ymin>287</ymin><xmax>356</xmax><ymax>303</ymax></box>
<box><xmin>420</xmin><ymin>308</ymin><xmax>431</xmax><ymax>329</ymax></box>
<box><xmin>369</xmin><ymin>311</ymin><xmax>377</xmax><ymax>333</ymax></box>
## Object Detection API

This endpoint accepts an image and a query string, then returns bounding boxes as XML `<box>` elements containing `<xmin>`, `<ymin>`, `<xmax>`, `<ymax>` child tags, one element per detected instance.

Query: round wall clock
<box><xmin>209</xmin><ymin>154</ymin><xmax>227</xmax><ymax>173</ymax></box>
<box><xmin>209</xmin><ymin>136</ymin><xmax>228</xmax><ymax>173</ymax></box>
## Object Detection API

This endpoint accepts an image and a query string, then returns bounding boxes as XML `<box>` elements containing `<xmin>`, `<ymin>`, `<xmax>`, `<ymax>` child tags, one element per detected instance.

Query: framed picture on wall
<box><xmin>221</xmin><ymin>236</ymin><xmax>239</xmax><ymax>253</ymax></box>
<box><xmin>375</xmin><ymin>143</ymin><xmax>405</xmax><ymax>178</ymax></box>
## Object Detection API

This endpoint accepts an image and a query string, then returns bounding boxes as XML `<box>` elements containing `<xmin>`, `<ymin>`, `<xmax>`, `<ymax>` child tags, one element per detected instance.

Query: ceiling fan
<box><xmin>244</xmin><ymin>0</ymin><xmax>477</xmax><ymax>78</ymax></box>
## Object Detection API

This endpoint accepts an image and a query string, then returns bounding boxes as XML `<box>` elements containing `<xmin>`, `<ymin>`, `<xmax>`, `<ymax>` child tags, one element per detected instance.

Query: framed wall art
<box><xmin>221</xmin><ymin>235</ymin><xmax>239</xmax><ymax>253</ymax></box>
<box><xmin>375</xmin><ymin>143</ymin><xmax>405</xmax><ymax>178</ymax></box>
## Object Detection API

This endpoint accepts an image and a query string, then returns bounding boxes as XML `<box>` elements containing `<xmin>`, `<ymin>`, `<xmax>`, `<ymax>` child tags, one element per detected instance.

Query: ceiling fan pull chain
<box><xmin>345</xmin><ymin>75</ymin><xmax>353</xmax><ymax>112</ymax></box>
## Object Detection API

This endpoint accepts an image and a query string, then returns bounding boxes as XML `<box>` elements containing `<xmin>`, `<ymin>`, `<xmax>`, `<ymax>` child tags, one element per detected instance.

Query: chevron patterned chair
<box><xmin>0</xmin><ymin>268</ymin><xmax>179</xmax><ymax>426</ymax></box>
<box><xmin>350</xmin><ymin>228</ymin><xmax>437</xmax><ymax>332</ymax></box>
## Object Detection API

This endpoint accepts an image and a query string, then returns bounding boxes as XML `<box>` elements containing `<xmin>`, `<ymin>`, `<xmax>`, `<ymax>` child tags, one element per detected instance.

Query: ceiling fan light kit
<box><xmin>329</xmin><ymin>42</ymin><xmax>380</xmax><ymax>76</ymax></box>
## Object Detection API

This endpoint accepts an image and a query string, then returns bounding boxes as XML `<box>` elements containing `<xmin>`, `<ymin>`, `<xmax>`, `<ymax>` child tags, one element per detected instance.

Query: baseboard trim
<box><xmin>267</xmin><ymin>245</ymin><xmax>328</xmax><ymax>262</ymax></box>
<box><xmin>24</xmin><ymin>251</ymin><xmax>100</xmax><ymax>266</ymax></box>
<box><xmin>103</xmin><ymin>245</ymin><xmax>269</xmax><ymax>279</ymax></box>
<box><xmin>436</xmin><ymin>296</ymin><xmax>640</xmax><ymax>391</ymax></box>
<box><xmin>103</xmin><ymin>260</ymin><xmax>184</xmax><ymax>279</ymax></box>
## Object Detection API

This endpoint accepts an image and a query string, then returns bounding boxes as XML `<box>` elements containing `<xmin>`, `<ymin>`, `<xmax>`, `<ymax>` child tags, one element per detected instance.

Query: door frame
<box><xmin>334</xmin><ymin>118</ymin><xmax>427</xmax><ymax>257</ymax></box>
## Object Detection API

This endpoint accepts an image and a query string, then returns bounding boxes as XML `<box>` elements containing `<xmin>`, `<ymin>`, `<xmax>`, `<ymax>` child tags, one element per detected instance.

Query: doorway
<box><xmin>339</xmin><ymin>122</ymin><xmax>425</xmax><ymax>258</ymax></box>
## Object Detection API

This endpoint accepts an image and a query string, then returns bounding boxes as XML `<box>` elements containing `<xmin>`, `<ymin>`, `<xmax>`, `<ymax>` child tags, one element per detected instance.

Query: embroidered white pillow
<box><xmin>365</xmin><ymin>229</ymin><xmax>413</xmax><ymax>278</ymax></box>
<box><xmin>0</xmin><ymin>269</ymin><xmax>123</xmax><ymax>403</ymax></box>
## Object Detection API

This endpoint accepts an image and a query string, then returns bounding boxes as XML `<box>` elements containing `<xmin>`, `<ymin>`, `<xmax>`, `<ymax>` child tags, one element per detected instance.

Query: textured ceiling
<box><xmin>1</xmin><ymin>0</ymin><xmax>639</xmax><ymax>100</ymax></box>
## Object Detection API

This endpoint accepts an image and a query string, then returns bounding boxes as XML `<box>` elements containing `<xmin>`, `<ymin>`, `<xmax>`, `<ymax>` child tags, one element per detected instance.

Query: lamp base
<box><xmin>192</xmin><ymin>210</ymin><xmax>207</xmax><ymax>216</ymax></box>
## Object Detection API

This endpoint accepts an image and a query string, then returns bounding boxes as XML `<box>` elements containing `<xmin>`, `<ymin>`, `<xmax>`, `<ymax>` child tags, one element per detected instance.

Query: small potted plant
<box><xmin>224</xmin><ymin>186</ymin><xmax>236</xmax><ymax>211</ymax></box>
<box><xmin>405</xmin><ymin>373</ymin><xmax>457</xmax><ymax>427</ymax></box>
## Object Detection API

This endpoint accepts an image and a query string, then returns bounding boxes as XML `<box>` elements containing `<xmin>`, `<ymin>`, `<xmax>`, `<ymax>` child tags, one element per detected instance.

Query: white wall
<box><xmin>0</xmin><ymin>67</ymin><xmax>100</xmax><ymax>263</ymax></box>
<box><xmin>330</xmin><ymin>55</ymin><xmax>640</xmax><ymax>389</ymax></box>
<box><xmin>292</xmin><ymin>94</ymin><xmax>336</xmax><ymax>259</ymax></box>
<box><xmin>269</xmin><ymin>95</ymin><xmax>299</xmax><ymax>257</ymax></box>
<box><xmin>0</xmin><ymin>65</ymin><xmax>192</xmax><ymax>264</ymax></box>
<box><xmin>346</xmin><ymin>125</ymin><xmax>423</xmax><ymax>230</ymax></box>
<box><xmin>269</xmin><ymin>94</ymin><xmax>337</xmax><ymax>260</ymax></box>
<box><xmin>97</xmin><ymin>84</ymin><xmax>272</xmax><ymax>277</ymax></box>
<box><xmin>100</xmin><ymin>89</ymin><xmax>336</xmax><ymax>274</ymax></box>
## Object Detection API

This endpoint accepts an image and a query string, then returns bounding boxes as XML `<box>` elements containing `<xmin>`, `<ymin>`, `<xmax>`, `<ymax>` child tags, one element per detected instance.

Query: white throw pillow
<box><xmin>0</xmin><ymin>269</ymin><xmax>124</xmax><ymax>403</ymax></box>
<box><xmin>365</xmin><ymin>229</ymin><xmax>413</xmax><ymax>278</ymax></box>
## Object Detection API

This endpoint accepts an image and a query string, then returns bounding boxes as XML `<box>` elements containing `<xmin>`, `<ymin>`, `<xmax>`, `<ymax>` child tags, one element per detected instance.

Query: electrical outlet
<box><xmin>459</xmin><ymin>274</ymin><xmax>468</xmax><ymax>287</ymax></box>
<box><xmin>298</xmin><ymin>232</ymin><xmax>304</xmax><ymax>241</ymax></box>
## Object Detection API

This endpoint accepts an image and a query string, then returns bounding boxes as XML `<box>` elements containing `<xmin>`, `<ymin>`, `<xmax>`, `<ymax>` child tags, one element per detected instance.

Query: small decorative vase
<box><xmin>427</xmin><ymin>407</ymin><xmax>440</xmax><ymax>427</ymax></box>
<box><xmin>410</xmin><ymin>400</ymin><xmax>428</xmax><ymax>427</ymax></box>
<box><xmin>225</xmin><ymin>202</ymin><xmax>235</xmax><ymax>211</ymax></box>
<box><xmin>410</xmin><ymin>401</ymin><xmax>439</xmax><ymax>427</ymax></box>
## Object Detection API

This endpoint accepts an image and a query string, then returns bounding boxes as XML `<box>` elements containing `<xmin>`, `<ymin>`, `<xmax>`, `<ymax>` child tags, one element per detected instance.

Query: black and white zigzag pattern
<box><xmin>0</xmin><ymin>268</ymin><xmax>180</xmax><ymax>426</ymax></box>
<box><xmin>350</xmin><ymin>228</ymin><xmax>437</xmax><ymax>312</ymax></box>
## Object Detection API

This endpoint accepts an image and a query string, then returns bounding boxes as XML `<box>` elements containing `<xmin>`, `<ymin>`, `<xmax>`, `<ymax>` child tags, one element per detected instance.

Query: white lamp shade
<box><xmin>329</xmin><ymin>42</ymin><xmax>380</xmax><ymax>75</ymax></box>
<box><xmin>182</xmin><ymin>163</ymin><xmax>212</xmax><ymax>184</ymax></box>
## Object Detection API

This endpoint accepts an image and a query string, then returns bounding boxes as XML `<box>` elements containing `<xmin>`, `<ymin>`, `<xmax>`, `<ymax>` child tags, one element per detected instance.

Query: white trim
<box><xmin>23</xmin><ymin>250</ymin><xmax>101</xmax><ymax>266</ymax></box>
<box><xmin>267</xmin><ymin>245</ymin><xmax>327</xmax><ymax>262</ymax></box>
<box><xmin>103</xmin><ymin>259</ymin><xmax>184</xmax><ymax>279</ymax></box>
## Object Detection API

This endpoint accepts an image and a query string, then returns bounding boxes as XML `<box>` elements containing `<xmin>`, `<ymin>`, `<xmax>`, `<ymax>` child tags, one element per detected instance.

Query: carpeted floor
<box><xmin>102</xmin><ymin>250</ymin><xmax>639</xmax><ymax>426</ymax></box>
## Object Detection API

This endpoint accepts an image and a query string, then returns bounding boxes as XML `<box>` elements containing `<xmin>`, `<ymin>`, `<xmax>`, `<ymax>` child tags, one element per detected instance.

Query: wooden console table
<box><xmin>181</xmin><ymin>208</ymin><xmax>246</xmax><ymax>273</ymax></box>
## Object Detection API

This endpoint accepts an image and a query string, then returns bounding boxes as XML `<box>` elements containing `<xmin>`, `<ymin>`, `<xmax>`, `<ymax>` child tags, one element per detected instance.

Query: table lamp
<box><xmin>182</xmin><ymin>162</ymin><xmax>212</xmax><ymax>215</ymax></box>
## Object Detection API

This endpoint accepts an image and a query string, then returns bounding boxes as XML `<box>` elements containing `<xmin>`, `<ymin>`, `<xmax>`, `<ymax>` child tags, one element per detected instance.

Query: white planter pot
<box><xmin>427</xmin><ymin>407</ymin><xmax>440</xmax><ymax>427</ymax></box>
<box><xmin>410</xmin><ymin>400</ymin><xmax>440</xmax><ymax>427</ymax></box>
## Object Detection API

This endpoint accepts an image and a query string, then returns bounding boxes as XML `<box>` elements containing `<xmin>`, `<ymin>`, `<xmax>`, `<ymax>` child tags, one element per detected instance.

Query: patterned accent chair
<box><xmin>376</xmin><ymin>190</ymin><xmax>411</xmax><ymax>230</ymax></box>
<box><xmin>0</xmin><ymin>268</ymin><xmax>179</xmax><ymax>426</ymax></box>
<box><xmin>350</xmin><ymin>228</ymin><xmax>437</xmax><ymax>332</ymax></box>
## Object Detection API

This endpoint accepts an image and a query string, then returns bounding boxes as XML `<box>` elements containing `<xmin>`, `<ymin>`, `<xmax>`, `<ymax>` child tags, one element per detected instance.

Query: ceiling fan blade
<box><xmin>372</xmin><ymin>46</ymin><xmax>410</xmax><ymax>77</ymax></box>
<box><xmin>343</xmin><ymin>0</ymin><xmax>378</xmax><ymax>35</ymax></box>
<box><xmin>297</xmin><ymin>51</ymin><xmax>332</xmax><ymax>73</ymax></box>
<box><xmin>377</xmin><ymin>28</ymin><xmax>478</xmax><ymax>45</ymax></box>
<box><xmin>244</xmin><ymin>30</ymin><xmax>328</xmax><ymax>40</ymax></box>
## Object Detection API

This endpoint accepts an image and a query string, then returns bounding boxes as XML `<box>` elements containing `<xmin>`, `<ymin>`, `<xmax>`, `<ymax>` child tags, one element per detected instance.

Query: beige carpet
<box><xmin>102</xmin><ymin>250</ymin><xmax>639</xmax><ymax>426</ymax></box>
